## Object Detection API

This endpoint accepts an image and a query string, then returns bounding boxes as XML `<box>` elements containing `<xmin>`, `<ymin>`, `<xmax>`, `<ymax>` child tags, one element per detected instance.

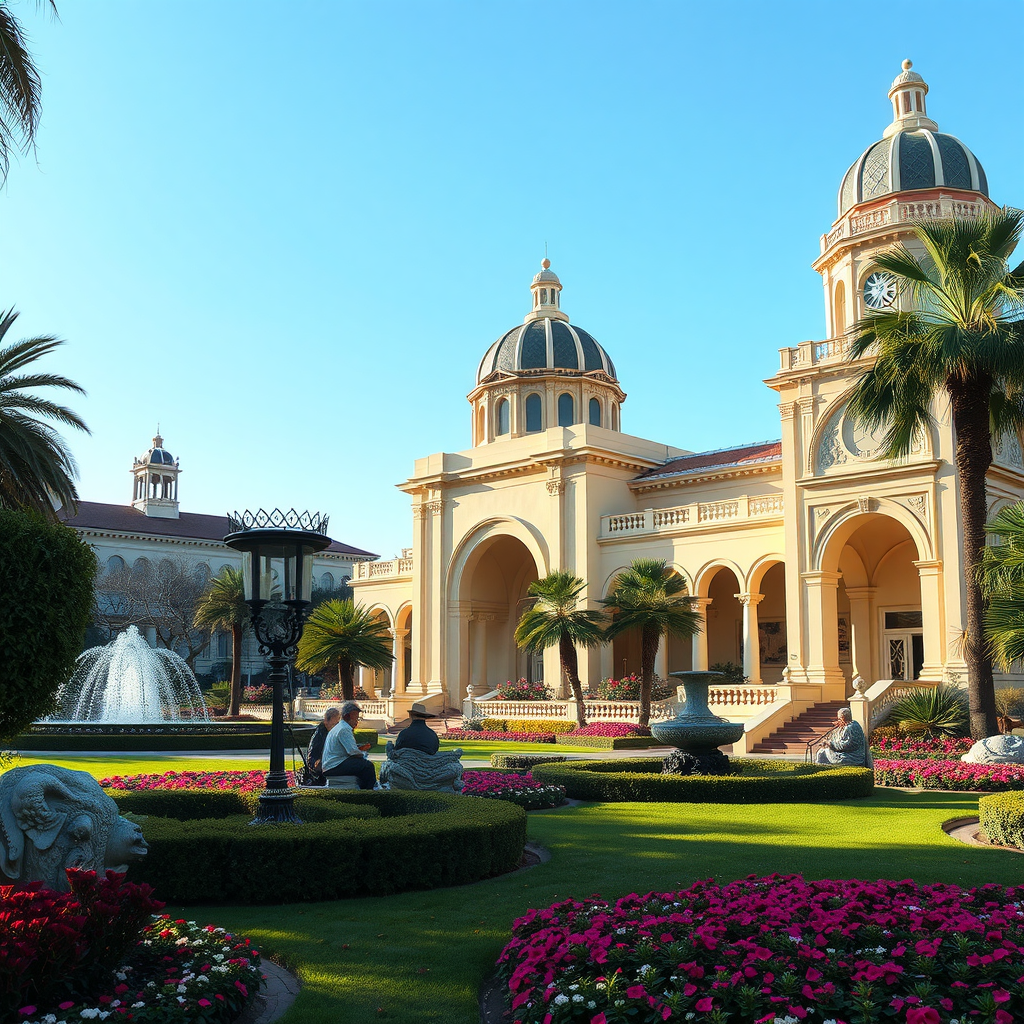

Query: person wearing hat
<box><xmin>394</xmin><ymin>702</ymin><xmax>440</xmax><ymax>755</ymax></box>
<box><xmin>322</xmin><ymin>701</ymin><xmax>377</xmax><ymax>789</ymax></box>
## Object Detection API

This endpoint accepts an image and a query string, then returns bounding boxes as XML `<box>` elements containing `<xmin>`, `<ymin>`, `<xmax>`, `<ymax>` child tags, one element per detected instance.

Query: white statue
<box><xmin>0</xmin><ymin>765</ymin><xmax>147</xmax><ymax>891</ymax></box>
<box><xmin>961</xmin><ymin>735</ymin><xmax>1024</xmax><ymax>765</ymax></box>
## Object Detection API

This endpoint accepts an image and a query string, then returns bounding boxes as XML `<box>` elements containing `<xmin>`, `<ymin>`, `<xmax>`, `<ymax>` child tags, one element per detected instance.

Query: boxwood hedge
<box><xmin>531</xmin><ymin>757</ymin><xmax>873</xmax><ymax>803</ymax></box>
<box><xmin>112</xmin><ymin>788</ymin><xmax>526</xmax><ymax>903</ymax></box>
<box><xmin>979</xmin><ymin>791</ymin><xmax>1024</xmax><ymax>849</ymax></box>
<box><xmin>490</xmin><ymin>753</ymin><xmax>569</xmax><ymax>770</ymax></box>
<box><xmin>554</xmin><ymin>734</ymin><xmax>659</xmax><ymax>750</ymax></box>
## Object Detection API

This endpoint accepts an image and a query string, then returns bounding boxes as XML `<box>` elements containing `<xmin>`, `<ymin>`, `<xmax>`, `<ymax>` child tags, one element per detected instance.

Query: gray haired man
<box><xmin>322</xmin><ymin>701</ymin><xmax>377</xmax><ymax>789</ymax></box>
<box><xmin>815</xmin><ymin>707</ymin><xmax>868</xmax><ymax>766</ymax></box>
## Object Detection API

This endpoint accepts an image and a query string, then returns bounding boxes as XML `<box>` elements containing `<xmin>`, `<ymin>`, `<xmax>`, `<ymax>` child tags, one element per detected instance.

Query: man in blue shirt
<box><xmin>322</xmin><ymin>701</ymin><xmax>377</xmax><ymax>789</ymax></box>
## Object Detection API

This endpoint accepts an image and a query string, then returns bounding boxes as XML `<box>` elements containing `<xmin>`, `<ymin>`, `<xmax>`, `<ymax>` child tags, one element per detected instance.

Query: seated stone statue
<box><xmin>815</xmin><ymin>709</ymin><xmax>870</xmax><ymax>767</ymax></box>
<box><xmin>379</xmin><ymin>741</ymin><xmax>464</xmax><ymax>792</ymax></box>
<box><xmin>0</xmin><ymin>765</ymin><xmax>148</xmax><ymax>891</ymax></box>
<box><xmin>961</xmin><ymin>735</ymin><xmax>1024</xmax><ymax>764</ymax></box>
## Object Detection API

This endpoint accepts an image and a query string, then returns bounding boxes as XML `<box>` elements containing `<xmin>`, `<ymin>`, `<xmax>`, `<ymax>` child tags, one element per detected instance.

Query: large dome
<box><xmin>477</xmin><ymin>318</ymin><xmax>617</xmax><ymax>384</ymax></box>
<box><xmin>837</xmin><ymin>61</ymin><xmax>989</xmax><ymax>217</ymax></box>
<box><xmin>476</xmin><ymin>259</ymin><xmax>617</xmax><ymax>384</ymax></box>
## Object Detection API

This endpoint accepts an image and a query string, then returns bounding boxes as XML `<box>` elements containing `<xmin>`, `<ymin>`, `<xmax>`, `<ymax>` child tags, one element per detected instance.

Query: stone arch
<box><xmin>746</xmin><ymin>553</ymin><xmax>786</xmax><ymax>593</ymax></box>
<box><xmin>833</xmin><ymin>279</ymin><xmax>847</xmax><ymax>337</ymax></box>
<box><xmin>814</xmin><ymin>498</ymin><xmax>933</xmax><ymax>572</ymax></box>
<box><xmin>365</xmin><ymin>603</ymin><xmax>394</xmax><ymax>627</ymax></box>
<box><xmin>447</xmin><ymin>517</ymin><xmax>549</xmax><ymax>603</ymax></box>
<box><xmin>694</xmin><ymin>558</ymin><xmax>745</xmax><ymax>599</ymax></box>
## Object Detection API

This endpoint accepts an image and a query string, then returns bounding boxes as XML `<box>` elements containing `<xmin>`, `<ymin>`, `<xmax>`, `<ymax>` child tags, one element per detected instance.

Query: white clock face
<box><xmin>863</xmin><ymin>272</ymin><xmax>898</xmax><ymax>310</ymax></box>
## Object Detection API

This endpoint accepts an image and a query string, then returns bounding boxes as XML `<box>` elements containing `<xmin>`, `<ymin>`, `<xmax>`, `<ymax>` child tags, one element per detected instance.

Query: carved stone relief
<box><xmin>993</xmin><ymin>430</ymin><xmax>1024</xmax><ymax>470</ymax></box>
<box><xmin>814</xmin><ymin>400</ymin><xmax>926</xmax><ymax>474</ymax></box>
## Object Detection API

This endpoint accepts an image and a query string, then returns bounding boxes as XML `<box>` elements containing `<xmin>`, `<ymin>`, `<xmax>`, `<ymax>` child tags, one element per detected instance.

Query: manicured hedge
<box><xmin>531</xmin><ymin>757</ymin><xmax>874</xmax><ymax>803</ymax></box>
<box><xmin>554</xmin><ymin>734</ymin><xmax>659</xmax><ymax>750</ymax></box>
<box><xmin>112</xmin><ymin>789</ymin><xmax>526</xmax><ymax>903</ymax></box>
<box><xmin>111</xmin><ymin>788</ymin><xmax>379</xmax><ymax>822</ymax></box>
<box><xmin>481</xmin><ymin>718</ymin><xmax>578</xmax><ymax>735</ymax></box>
<box><xmin>490</xmin><ymin>753</ymin><xmax>569</xmax><ymax>770</ymax></box>
<box><xmin>979</xmin><ymin>791</ymin><xmax>1024</xmax><ymax>849</ymax></box>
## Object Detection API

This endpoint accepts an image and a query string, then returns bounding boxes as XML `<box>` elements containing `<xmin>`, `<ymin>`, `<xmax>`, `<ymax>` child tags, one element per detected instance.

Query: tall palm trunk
<box><xmin>340</xmin><ymin>658</ymin><xmax>355</xmax><ymax>701</ymax></box>
<box><xmin>949</xmin><ymin>374</ymin><xmax>999</xmax><ymax>738</ymax></box>
<box><xmin>228</xmin><ymin>624</ymin><xmax>243</xmax><ymax>717</ymax></box>
<box><xmin>559</xmin><ymin>633</ymin><xmax>588</xmax><ymax>727</ymax></box>
<box><xmin>639</xmin><ymin>623</ymin><xmax>660</xmax><ymax>727</ymax></box>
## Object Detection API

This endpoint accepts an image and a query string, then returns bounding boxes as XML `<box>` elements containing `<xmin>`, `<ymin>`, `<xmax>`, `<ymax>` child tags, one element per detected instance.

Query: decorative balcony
<box><xmin>779</xmin><ymin>334</ymin><xmax>856</xmax><ymax>371</ymax></box>
<box><xmin>352</xmin><ymin>555</ymin><xmax>414</xmax><ymax>583</ymax></box>
<box><xmin>599</xmin><ymin>494</ymin><xmax>783</xmax><ymax>540</ymax></box>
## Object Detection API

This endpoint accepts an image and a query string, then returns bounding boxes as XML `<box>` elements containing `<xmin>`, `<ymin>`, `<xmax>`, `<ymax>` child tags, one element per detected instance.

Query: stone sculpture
<box><xmin>379</xmin><ymin>742</ymin><xmax>464</xmax><ymax>792</ymax></box>
<box><xmin>0</xmin><ymin>764</ymin><xmax>147</xmax><ymax>891</ymax></box>
<box><xmin>961</xmin><ymin>735</ymin><xmax>1024</xmax><ymax>765</ymax></box>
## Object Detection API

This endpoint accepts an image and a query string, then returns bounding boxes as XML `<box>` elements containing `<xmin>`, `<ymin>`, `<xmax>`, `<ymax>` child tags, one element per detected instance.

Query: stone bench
<box><xmin>325</xmin><ymin>776</ymin><xmax>360</xmax><ymax>790</ymax></box>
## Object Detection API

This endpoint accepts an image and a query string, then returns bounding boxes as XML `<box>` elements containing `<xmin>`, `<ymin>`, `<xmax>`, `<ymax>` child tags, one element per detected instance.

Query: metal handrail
<box><xmin>805</xmin><ymin>725</ymin><xmax>841</xmax><ymax>763</ymax></box>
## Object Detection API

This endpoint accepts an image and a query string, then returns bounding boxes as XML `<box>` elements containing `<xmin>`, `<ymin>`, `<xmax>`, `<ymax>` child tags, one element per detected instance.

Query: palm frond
<box><xmin>296</xmin><ymin>599</ymin><xmax>394</xmax><ymax>675</ymax></box>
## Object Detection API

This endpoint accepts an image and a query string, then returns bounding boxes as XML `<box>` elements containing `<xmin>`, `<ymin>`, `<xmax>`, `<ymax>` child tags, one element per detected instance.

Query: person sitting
<box><xmin>815</xmin><ymin>708</ymin><xmax>869</xmax><ymax>766</ymax></box>
<box><xmin>301</xmin><ymin>706</ymin><xmax>340</xmax><ymax>786</ymax></box>
<box><xmin>321</xmin><ymin>701</ymin><xmax>377</xmax><ymax>789</ymax></box>
<box><xmin>394</xmin><ymin>702</ymin><xmax>440</xmax><ymax>755</ymax></box>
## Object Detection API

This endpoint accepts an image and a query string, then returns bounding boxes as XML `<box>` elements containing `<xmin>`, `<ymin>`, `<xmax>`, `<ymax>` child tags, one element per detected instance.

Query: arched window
<box><xmin>557</xmin><ymin>392</ymin><xmax>574</xmax><ymax>426</ymax></box>
<box><xmin>612</xmin><ymin>404</ymin><xmax>620</xmax><ymax>430</ymax></box>
<box><xmin>497</xmin><ymin>398</ymin><xmax>510</xmax><ymax>435</ymax></box>
<box><xmin>106</xmin><ymin>555</ymin><xmax>126</xmax><ymax>575</ymax></box>
<box><xmin>833</xmin><ymin>280</ymin><xmax>846</xmax><ymax>336</ymax></box>
<box><xmin>540</xmin><ymin>288</ymin><xmax>548</xmax><ymax>304</ymax></box>
<box><xmin>320</xmin><ymin>572</ymin><xmax>335</xmax><ymax>589</ymax></box>
<box><xmin>525</xmin><ymin>393</ymin><xmax>543</xmax><ymax>432</ymax></box>
<box><xmin>476</xmin><ymin>405</ymin><xmax>485</xmax><ymax>444</ymax></box>
<box><xmin>589</xmin><ymin>397</ymin><xmax>602</xmax><ymax>426</ymax></box>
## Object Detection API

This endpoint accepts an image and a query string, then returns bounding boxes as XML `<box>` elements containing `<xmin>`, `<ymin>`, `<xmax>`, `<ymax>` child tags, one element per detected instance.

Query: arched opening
<box><xmin>611</xmin><ymin>404</ymin><xmax>620</xmax><ymax>431</ymax></box>
<box><xmin>557</xmin><ymin>392</ymin><xmax>574</xmax><ymax>426</ymax></box>
<box><xmin>751</xmin><ymin>561</ymin><xmax>788</xmax><ymax>684</ymax></box>
<box><xmin>455</xmin><ymin>534</ymin><xmax>541</xmax><ymax>700</ymax></box>
<box><xmin>525</xmin><ymin>393</ymin><xmax>543</xmax><ymax>432</ymax></box>
<box><xmin>833</xmin><ymin>280</ymin><xmax>847</xmax><ymax>337</ymax></box>
<box><xmin>589</xmin><ymin>397</ymin><xmax>602</xmax><ymax>426</ymax></box>
<box><xmin>820</xmin><ymin>512</ymin><xmax>927</xmax><ymax>686</ymax></box>
<box><xmin>396</xmin><ymin>604</ymin><xmax>413</xmax><ymax>693</ymax></box>
<box><xmin>106</xmin><ymin>555</ymin><xmax>126</xmax><ymax>574</ymax></box>
<box><xmin>497</xmin><ymin>398</ymin><xmax>510</xmax><ymax>435</ymax></box>
<box><xmin>476</xmin><ymin>404</ymin><xmax>485</xmax><ymax>445</ymax></box>
<box><xmin>702</xmin><ymin>567</ymin><xmax>744</xmax><ymax>676</ymax></box>
<box><xmin>362</xmin><ymin>609</ymin><xmax>393</xmax><ymax>698</ymax></box>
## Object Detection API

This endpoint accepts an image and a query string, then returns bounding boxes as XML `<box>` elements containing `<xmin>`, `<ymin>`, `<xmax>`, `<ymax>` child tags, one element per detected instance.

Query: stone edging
<box><xmin>942</xmin><ymin>816</ymin><xmax>1024</xmax><ymax>855</ymax></box>
<box><xmin>235</xmin><ymin>959</ymin><xmax>301</xmax><ymax>1024</ymax></box>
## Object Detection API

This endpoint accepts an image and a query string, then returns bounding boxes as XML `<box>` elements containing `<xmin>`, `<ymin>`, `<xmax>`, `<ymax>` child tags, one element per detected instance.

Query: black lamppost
<box><xmin>224</xmin><ymin>509</ymin><xmax>331</xmax><ymax>825</ymax></box>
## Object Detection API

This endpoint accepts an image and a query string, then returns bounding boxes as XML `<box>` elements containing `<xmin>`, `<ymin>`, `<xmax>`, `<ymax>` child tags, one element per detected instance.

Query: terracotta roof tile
<box><xmin>61</xmin><ymin>501</ymin><xmax>377</xmax><ymax>559</ymax></box>
<box><xmin>638</xmin><ymin>440</ymin><xmax>783</xmax><ymax>481</ymax></box>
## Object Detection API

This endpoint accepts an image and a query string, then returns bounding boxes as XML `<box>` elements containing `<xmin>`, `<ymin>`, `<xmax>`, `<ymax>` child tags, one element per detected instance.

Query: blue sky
<box><xmin>3</xmin><ymin>1</ymin><xmax>1022</xmax><ymax>557</ymax></box>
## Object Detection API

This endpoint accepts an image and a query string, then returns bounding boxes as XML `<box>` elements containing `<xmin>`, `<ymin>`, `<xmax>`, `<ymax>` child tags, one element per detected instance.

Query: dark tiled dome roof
<box><xmin>477</xmin><ymin>319</ymin><xmax>617</xmax><ymax>384</ymax></box>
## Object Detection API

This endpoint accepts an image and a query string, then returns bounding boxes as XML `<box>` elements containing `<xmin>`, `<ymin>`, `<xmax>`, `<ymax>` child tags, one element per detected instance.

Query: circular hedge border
<box><xmin>530</xmin><ymin>757</ymin><xmax>873</xmax><ymax>802</ymax></box>
<box><xmin>112</xmin><ymin>788</ymin><xmax>526</xmax><ymax>903</ymax></box>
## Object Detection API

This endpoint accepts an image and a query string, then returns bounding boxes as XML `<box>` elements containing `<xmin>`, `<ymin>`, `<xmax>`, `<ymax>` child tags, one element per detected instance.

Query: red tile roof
<box><xmin>638</xmin><ymin>440</ymin><xmax>783</xmax><ymax>481</ymax></box>
<box><xmin>61</xmin><ymin>501</ymin><xmax>377</xmax><ymax>559</ymax></box>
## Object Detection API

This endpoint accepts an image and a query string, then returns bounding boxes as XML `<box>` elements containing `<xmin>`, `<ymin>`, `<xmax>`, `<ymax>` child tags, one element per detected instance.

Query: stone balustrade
<box><xmin>600</xmin><ymin>494</ymin><xmax>783</xmax><ymax>540</ymax></box>
<box><xmin>861</xmin><ymin>679</ymin><xmax>935</xmax><ymax>729</ymax></box>
<box><xmin>707</xmin><ymin>686</ymin><xmax>778</xmax><ymax>707</ymax></box>
<box><xmin>469</xmin><ymin>697</ymin><xmax>680</xmax><ymax>723</ymax></box>
<box><xmin>243</xmin><ymin>698</ymin><xmax>391</xmax><ymax>721</ymax></box>
<box><xmin>780</xmin><ymin>334</ymin><xmax>856</xmax><ymax>371</ymax></box>
<box><xmin>352</xmin><ymin>556</ymin><xmax>414</xmax><ymax>582</ymax></box>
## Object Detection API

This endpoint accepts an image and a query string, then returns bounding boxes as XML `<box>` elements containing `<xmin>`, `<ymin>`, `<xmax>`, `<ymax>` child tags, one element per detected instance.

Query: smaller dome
<box><xmin>890</xmin><ymin>58</ymin><xmax>924</xmax><ymax>88</ymax></box>
<box><xmin>148</xmin><ymin>448</ymin><xmax>175</xmax><ymax>465</ymax></box>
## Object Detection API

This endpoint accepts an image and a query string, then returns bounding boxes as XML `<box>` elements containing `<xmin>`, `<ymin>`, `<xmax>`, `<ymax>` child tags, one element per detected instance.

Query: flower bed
<box><xmin>532</xmin><ymin>758</ymin><xmax>873</xmax><ymax>802</ymax></box>
<box><xmin>101</xmin><ymin>769</ymin><xmax>295</xmax><ymax>792</ymax></box>
<box><xmin>2</xmin><ymin>872</ymin><xmax>261</xmax><ymax>1024</ymax></box>
<box><xmin>496</xmin><ymin>874</ymin><xmax>1024</xmax><ymax>1024</ymax></box>
<box><xmin>481</xmin><ymin>718</ymin><xmax>579</xmax><ymax>735</ymax></box>
<box><xmin>462</xmin><ymin>770</ymin><xmax>566</xmax><ymax>810</ymax></box>
<box><xmin>871</xmin><ymin>736</ymin><xmax>974</xmax><ymax>759</ymax></box>
<box><xmin>555</xmin><ymin>735</ymin><xmax>660</xmax><ymax>750</ymax></box>
<box><xmin>444</xmin><ymin>730</ymin><xmax>557</xmax><ymax>743</ymax></box>
<box><xmin>874</xmin><ymin>758</ymin><xmax>1024</xmax><ymax>791</ymax></box>
<box><xmin>497</xmin><ymin>678</ymin><xmax>553</xmax><ymax>700</ymax></box>
<box><xmin>571</xmin><ymin>723</ymin><xmax>651</xmax><ymax>737</ymax></box>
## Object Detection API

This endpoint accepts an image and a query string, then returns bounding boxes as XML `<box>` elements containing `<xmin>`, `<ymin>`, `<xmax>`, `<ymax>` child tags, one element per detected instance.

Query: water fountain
<box><xmin>49</xmin><ymin>625</ymin><xmax>208</xmax><ymax>723</ymax></box>
<box><xmin>649</xmin><ymin>670</ymin><xmax>745</xmax><ymax>775</ymax></box>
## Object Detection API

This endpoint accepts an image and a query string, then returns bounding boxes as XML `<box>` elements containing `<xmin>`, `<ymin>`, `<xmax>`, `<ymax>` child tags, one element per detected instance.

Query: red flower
<box><xmin>695</xmin><ymin>997</ymin><xmax>714</xmax><ymax>1012</ymax></box>
<box><xmin>906</xmin><ymin>1008</ymin><xmax>940</xmax><ymax>1024</ymax></box>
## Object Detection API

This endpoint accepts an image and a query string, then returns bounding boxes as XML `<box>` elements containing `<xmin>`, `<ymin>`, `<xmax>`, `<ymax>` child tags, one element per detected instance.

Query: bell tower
<box><xmin>131</xmin><ymin>431</ymin><xmax>181</xmax><ymax>518</ymax></box>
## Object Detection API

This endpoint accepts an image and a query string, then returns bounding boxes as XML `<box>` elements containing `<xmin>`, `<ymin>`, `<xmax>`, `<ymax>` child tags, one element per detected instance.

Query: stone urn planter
<box><xmin>650</xmin><ymin>671</ymin><xmax>745</xmax><ymax>775</ymax></box>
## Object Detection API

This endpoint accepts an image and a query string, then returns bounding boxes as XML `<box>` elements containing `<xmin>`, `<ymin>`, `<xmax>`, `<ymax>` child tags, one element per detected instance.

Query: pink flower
<box><xmin>590</xmin><ymin>1015</ymin><xmax>607</xmax><ymax>1024</ymax></box>
<box><xmin>695</xmin><ymin>997</ymin><xmax>714</xmax><ymax>1012</ymax></box>
<box><xmin>58</xmin><ymin>1003</ymin><xmax>75</xmax><ymax>1011</ymax></box>
<box><xmin>235</xmin><ymin>981</ymin><xmax>248</xmax><ymax>997</ymax></box>
<box><xmin>198</xmin><ymin>998</ymin><xmax>212</xmax><ymax>1007</ymax></box>
<box><xmin>906</xmin><ymin>1008</ymin><xmax>940</xmax><ymax>1024</ymax></box>
<box><xmin>626</xmin><ymin>985</ymin><xmax>645</xmax><ymax>998</ymax></box>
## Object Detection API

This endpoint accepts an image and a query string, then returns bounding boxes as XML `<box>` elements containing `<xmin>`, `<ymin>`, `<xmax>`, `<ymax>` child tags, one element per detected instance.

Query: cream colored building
<box><xmin>350</xmin><ymin>63</ymin><xmax>1024</xmax><ymax>742</ymax></box>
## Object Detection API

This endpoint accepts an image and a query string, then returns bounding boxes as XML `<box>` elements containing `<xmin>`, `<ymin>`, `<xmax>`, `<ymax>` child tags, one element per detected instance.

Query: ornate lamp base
<box><xmin>250</xmin><ymin>787</ymin><xmax>304</xmax><ymax>825</ymax></box>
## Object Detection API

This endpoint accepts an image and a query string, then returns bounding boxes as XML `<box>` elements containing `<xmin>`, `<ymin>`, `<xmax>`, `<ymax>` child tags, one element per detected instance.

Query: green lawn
<box><xmin>437</xmin><ymin>738</ymin><xmax>598</xmax><ymax>757</ymax></box>
<box><xmin>10</xmin><ymin>753</ymin><xmax>1017</xmax><ymax>1023</ymax></box>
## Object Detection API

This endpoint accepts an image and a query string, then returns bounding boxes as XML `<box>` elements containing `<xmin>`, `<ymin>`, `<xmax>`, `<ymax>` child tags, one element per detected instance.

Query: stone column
<box><xmin>468</xmin><ymin>614</ymin><xmax>492</xmax><ymax>698</ymax></box>
<box><xmin>914</xmin><ymin>559</ymin><xmax>945</xmax><ymax>682</ymax></box>
<box><xmin>691</xmin><ymin>598</ymin><xmax>713</xmax><ymax>671</ymax></box>
<box><xmin>735</xmin><ymin>593</ymin><xmax>765</xmax><ymax>685</ymax></box>
<box><xmin>801</xmin><ymin>570</ymin><xmax>845</xmax><ymax>695</ymax></box>
<box><xmin>599</xmin><ymin>643</ymin><xmax>614</xmax><ymax>685</ymax></box>
<box><xmin>359</xmin><ymin>664</ymin><xmax>376</xmax><ymax>699</ymax></box>
<box><xmin>845</xmin><ymin>586</ymin><xmax>877</xmax><ymax>686</ymax></box>
<box><xmin>391</xmin><ymin>629</ymin><xmax>409</xmax><ymax>696</ymax></box>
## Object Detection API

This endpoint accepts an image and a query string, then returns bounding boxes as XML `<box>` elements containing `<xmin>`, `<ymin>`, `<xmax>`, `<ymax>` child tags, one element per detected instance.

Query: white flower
<box><xmin>614</xmin><ymin>1000</ymin><xmax>625</xmax><ymax>1007</ymax></box>
<box><xmin>553</xmin><ymin>995</ymin><xmax>569</xmax><ymax>1006</ymax></box>
<box><xmin>177</xmin><ymin>996</ymin><xmax>186</xmax><ymax>1005</ymax></box>
<box><xmin>639</xmin><ymin>964</ymin><xmax>652</xmax><ymax>974</ymax></box>
<box><xmin>116</xmin><ymin>972</ymin><xmax>127</xmax><ymax>981</ymax></box>
<box><xmin>197</xmin><ymin>975</ymin><xmax>209</xmax><ymax>983</ymax></box>
<box><xmin>587</xmin><ymin>1001</ymin><xmax>596</xmax><ymax>1010</ymax></box>
<box><xmin>132</xmin><ymin>1004</ymin><xmax>145</xmax><ymax>1010</ymax></box>
<box><xmin>177</xmin><ymin>984</ymin><xmax>187</xmax><ymax>993</ymax></box>
<box><xmin>43</xmin><ymin>1016</ymin><xmax>57</xmax><ymax>1024</ymax></box>
<box><xmin>572</xmin><ymin>994</ymin><xmax>584</xmax><ymax>1003</ymax></box>
<box><xmin>568</xmin><ymin>984</ymin><xmax>578</xmax><ymax>991</ymax></box>
<box><xmin>616</xmin><ymin>927</ymin><xmax>627</xmax><ymax>934</ymax></box>
<box><xmin>596</xmin><ymin>982</ymin><xmax>607</xmax><ymax>990</ymax></box>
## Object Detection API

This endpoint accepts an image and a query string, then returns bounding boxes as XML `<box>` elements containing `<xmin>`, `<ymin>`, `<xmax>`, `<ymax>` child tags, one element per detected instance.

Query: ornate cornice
<box><xmin>630</xmin><ymin>461</ymin><xmax>782</xmax><ymax>495</ymax></box>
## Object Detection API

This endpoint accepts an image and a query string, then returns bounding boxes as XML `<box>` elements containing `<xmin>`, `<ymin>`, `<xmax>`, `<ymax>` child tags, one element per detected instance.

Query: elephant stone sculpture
<box><xmin>0</xmin><ymin>764</ymin><xmax>147</xmax><ymax>891</ymax></box>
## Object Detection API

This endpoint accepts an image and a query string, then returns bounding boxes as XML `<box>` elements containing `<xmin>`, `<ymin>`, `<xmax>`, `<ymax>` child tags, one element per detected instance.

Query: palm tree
<box><xmin>514</xmin><ymin>571</ymin><xmax>606</xmax><ymax>727</ymax></box>
<box><xmin>194</xmin><ymin>567</ymin><xmax>249</xmax><ymax>717</ymax></box>
<box><xmin>0</xmin><ymin>308</ymin><xmax>89</xmax><ymax>516</ymax></box>
<box><xmin>846</xmin><ymin>211</ymin><xmax>1024</xmax><ymax>738</ymax></box>
<box><xmin>601</xmin><ymin>558</ymin><xmax>702</xmax><ymax>727</ymax></box>
<box><xmin>295</xmin><ymin>599</ymin><xmax>393</xmax><ymax>701</ymax></box>
<box><xmin>0</xmin><ymin>1</ymin><xmax>57</xmax><ymax>183</ymax></box>
<box><xmin>981</xmin><ymin>502</ymin><xmax>1024</xmax><ymax>671</ymax></box>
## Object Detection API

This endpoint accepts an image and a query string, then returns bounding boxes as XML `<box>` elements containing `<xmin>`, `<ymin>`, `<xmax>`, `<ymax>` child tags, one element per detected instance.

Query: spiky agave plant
<box><xmin>887</xmin><ymin>685</ymin><xmax>969</xmax><ymax>740</ymax></box>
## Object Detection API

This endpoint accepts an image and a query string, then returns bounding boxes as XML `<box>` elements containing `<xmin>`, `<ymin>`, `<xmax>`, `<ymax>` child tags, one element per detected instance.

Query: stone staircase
<box><xmin>749</xmin><ymin>700</ymin><xmax>847</xmax><ymax>756</ymax></box>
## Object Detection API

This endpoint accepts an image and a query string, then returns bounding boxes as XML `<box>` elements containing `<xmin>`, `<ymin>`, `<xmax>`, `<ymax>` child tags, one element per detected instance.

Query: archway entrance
<box><xmin>703</xmin><ymin>567</ymin><xmax>744</xmax><ymax>676</ymax></box>
<box><xmin>822</xmin><ymin>512</ymin><xmax>927</xmax><ymax>685</ymax></box>
<box><xmin>361</xmin><ymin>609</ymin><xmax>393</xmax><ymax>698</ymax></box>
<box><xmin>455</xmin><ymin>534</ymin><xmax>540</xmax><ymax>699</ymax></box>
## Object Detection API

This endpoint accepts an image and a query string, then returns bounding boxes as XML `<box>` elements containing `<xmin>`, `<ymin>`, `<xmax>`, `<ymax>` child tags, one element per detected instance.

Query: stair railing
<box><xmin>805</xmin><ymin>724</ymin><xmax>841</xmax><ymax>763</ymax></box>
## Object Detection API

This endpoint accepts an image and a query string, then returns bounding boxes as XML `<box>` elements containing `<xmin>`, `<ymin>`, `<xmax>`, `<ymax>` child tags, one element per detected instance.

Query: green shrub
<box><xmin>996</xmin><ymin>687</ymin><xmax>1024</xmax><ymax>718</ymax></box>
<box><xmin>887</xmin><ymin>685</ymin><xmax>969</xmax><ymax>738</ymax></box>
<box><xmin>531</xmin><ymin>758</ymin><xmax>874</xmax><ymax>803</ymax></box>
<box><xmin>110</xmin><ymin>788</ymin><xmax>379</xmax><ymax>822</ymax></box>
<box><xmin>554</xmin><ymin>734</ymin><xmax>659</xmax><ymax>750</ymax></box>
<box><xmin>979</xmin><ymin>791</ymin><xmax>1024</xmax><ymax>849</ymax></box>
<box><xmin>111</xmin><ymin>789</ymin><xmax>526</xmax><ymax>903</ymax></box>
<box><xmin>481</xmin><ymin>718</ymin><xmax>578</xmax><ymax>734</ymax></box>
<box><xmin>709</xmin><ymin>662</ymin><xmax>747</xmax><ymax>684</ymax></box>
<box><xmin>869</xmin><ymin>722</ymin><xmax>905</xmax><ymax>743</ymax></box>
<box><xmin>0</xmin><ymin>511</ymin><xmax>96</xmax><ymax>741</ymax></box>
<box><xmin>490</xmin><ymin>753</ymin><xmax>569</xmax><ymax>770</ymax></box>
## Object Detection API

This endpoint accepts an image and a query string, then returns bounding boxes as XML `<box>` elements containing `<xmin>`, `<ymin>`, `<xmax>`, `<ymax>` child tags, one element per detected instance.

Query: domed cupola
<box><xmin>131</xmin><ymin>431</ymin><xmax>181</xmax><ymax>518</ymax></box>
<box><xmin>469</xmin><ymin>261</ymin><xmax>625</xmax><ymax>445</ymax></box>
<box><xmin>837</xmin><ymin>60</ymin><xmax>989</xmax><ymax>217</ymax></box>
